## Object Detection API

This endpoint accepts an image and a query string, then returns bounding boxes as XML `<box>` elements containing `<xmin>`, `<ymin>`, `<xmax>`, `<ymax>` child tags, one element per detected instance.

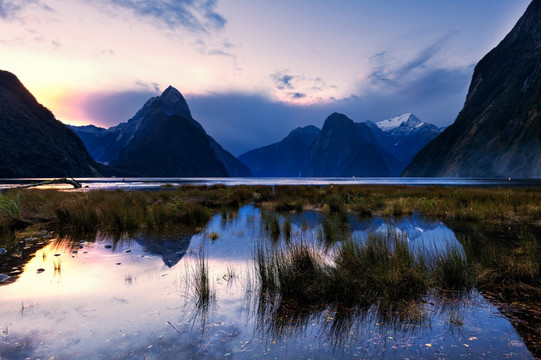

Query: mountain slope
<box><xmin>0</xmin><ymin>70</ymin><xmax>106</xmax><ymax>177</ymax></box>
<box><xmin>112</xmin><ymin>113</ymin><xmax>228</xmax><ymax>177</ymax></box>
<box><xmin>307</xmin><ymin>113</ymin><xmax>391</xmax><ymax>177</ymax></box>
<box><xmin>403</xmin><ymin>0</ymin><xmax>541</xmax><ymax>177</ymax></box>
<box><xmin>238</xmin><ymin>126</ymin><xmax>320</xmax><ymax>176</ymax></box>
<box><xmin>70</xmin><ymin>86</ymin><xmax>251</xmax><ymax>177</ymax></box>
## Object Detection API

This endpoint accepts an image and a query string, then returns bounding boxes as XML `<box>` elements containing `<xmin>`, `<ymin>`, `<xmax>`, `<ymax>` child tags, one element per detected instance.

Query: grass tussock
<box><xmin>255</xmin><ymin>231</ymin><xmax>474</xmax><ymax>310</ymax></box>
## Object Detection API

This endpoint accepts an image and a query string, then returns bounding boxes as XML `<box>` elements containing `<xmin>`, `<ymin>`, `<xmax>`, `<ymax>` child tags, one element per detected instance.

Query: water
<box><xmin>0</xmin><ymin>206</ymin><xmax>535</xmax><ymax>359</ymax></box>
<box><xmin>2</xmin><ymin>176</ymin><xmax>541</xmax><ymax>191</ymax></box>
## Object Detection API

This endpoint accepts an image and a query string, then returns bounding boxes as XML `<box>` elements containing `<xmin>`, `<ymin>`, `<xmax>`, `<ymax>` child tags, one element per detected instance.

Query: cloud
<box><xmin>186</xmin><ymin>63</ymin><xmax>472</xmax><ymax>156</ymax></box>
<box><xmin>68</xmin><ymin>89</ymin><xmax>159</xmax><ymax>128</ymax></box>
<box><xmin>0</xmin><ymin>0</ymin><xmax>51</xmax><ymax>21</ymax></box>
<box><xmin>367</xmin><ymin>35</ymin><xmax>457</xmax><ymax>90</ymax></box>
<box><xmin>270</xmin><ymin>71</ymin><xmax>336</xmax><ymax>102</ymax></box>
<box><xmin>271</xmin><ymin>72</ymin><xmax>298</xmax><ymax>90</ymax></box>
<box><xmin>94</xmin><ymin>0</ymin><xmax>226</xmax><ymax>33</ymax></box>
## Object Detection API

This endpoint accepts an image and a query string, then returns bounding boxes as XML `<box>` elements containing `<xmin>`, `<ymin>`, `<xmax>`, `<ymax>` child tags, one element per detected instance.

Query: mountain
<box><xmin>238</xmin><ymin>113</ymin><xmax>437</xmax><ymax>177</ymax></box>
<box><xmin>365</xmin><ymin>113</ymin><xmax>442</xmax><ymax>166</ymax></box>
<box><xmin>307</xmin><ymin>113</ymin><xmax>392</xmax><ymax>177</ymax></box>
<box><xmin>70</xmin><ymin>86</ymin><xmax>251</xmax><ymax>177</ymax></box>
<box><xmin>403</xmin><ymin>0</ymin><xmax>541</xmax><ymax>177</ymax></box>
<box><xmin>0</xmin><ymin>70</ymin><xmax>108</xmax><ymax>178</ymax></box>
<box><xmin>238</xmin><ymin>125</ymin><xmax>320</xmax><ymax>176</ymax></box>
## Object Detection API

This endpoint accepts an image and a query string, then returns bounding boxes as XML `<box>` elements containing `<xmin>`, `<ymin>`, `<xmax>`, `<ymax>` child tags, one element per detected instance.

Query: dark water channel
<box><xmin>0</xmin><ymin>205</ymin><xmax>536</xmax><ymax>359</ymax></box>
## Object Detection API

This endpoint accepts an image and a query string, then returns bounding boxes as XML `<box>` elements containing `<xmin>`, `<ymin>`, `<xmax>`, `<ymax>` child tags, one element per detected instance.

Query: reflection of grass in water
<box><xmin>261</xmin><ymin>210</ymin><xmax>281</xmax><ymax>241</ymax></box>
<box><xmin>252</xmin><ymin>229</ymin><xmax>481</xmax><ymax>345</ymax></box>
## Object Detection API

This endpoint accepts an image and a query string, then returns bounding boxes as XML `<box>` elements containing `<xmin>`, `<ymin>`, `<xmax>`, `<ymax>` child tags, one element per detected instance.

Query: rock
<box><xmin>104</xmin><ymin>244</ymin><xmax>112</xmax><ymax>249</ymax></box>
<box><xmin>37</xmin><ymin>268</ymin><xmax>45</xmax><ymax>274</ymax></box>
<box><xmin>0</xmin><ymin>248</ymin><xmax>6</xmax><ymax>255</ymax></box>
<box><xmin>0</xmin><ymin>274</ymin><xmax>10</xmax><ymax>283</ymax></box>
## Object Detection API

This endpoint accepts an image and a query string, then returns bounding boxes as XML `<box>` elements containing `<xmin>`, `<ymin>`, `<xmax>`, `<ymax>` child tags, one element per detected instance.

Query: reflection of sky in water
<box><xmin>0</xmin><ymin>205</ymin><xmax>534</xmax><ymax>359</ymax></box>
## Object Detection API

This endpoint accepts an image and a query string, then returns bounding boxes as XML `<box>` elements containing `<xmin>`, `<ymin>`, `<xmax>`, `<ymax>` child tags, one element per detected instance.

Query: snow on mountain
<box><xmin>375</xmin><ymin>113</ymin><xmax>423</xmax><ymax>132</ymax></box>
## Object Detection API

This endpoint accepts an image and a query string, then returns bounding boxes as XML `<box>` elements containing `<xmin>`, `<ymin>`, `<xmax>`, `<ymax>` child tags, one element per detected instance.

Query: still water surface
<box><xmin>0</xmin><ymin>206</ymin><xmax>534</xmax><ymax>359</ymax></box>
<box><xmin>2</xmin><ymin>176</ymin><xmax>541</xmax><ymax>191</ymax></box>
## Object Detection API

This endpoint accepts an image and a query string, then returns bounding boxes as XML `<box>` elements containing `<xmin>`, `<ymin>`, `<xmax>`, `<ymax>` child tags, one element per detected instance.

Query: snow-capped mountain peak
<box><xmin>375</xmin><ymin>113</ymin><xmax>422</xmax><ymax>131</ymax></box>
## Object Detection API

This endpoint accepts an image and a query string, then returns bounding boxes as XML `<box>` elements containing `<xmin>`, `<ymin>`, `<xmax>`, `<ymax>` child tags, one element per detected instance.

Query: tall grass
<box><xmin>191</xmin><ymin>248</ymin><xmax>215</xmax><ymax>310</ymax></box>
<box><xmin>430</xmin><ymin>244</ymin><xmax>475</xmax><ymax>291</ymax></box>
<box><xmin>0</xmin><ymin>193</ymin><xmax>20</xmax><ymax>219</ymax></box>
<box><xmin>255</xmin><ymin>229</ymin><xmax>478</xmax><ymax>311</ymax></box>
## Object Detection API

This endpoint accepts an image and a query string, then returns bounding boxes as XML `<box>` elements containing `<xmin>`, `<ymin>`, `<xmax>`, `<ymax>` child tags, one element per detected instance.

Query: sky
<box><xmin>0</xmin><ymin>0</ymin><xmax>532</xmax><ymax>155</ymax></box>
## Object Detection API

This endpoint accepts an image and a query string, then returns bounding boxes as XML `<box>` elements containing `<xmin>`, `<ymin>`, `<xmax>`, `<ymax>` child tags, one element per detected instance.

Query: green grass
<box><xmin>0</xmin><ymin>193</ymin><xmax>21</xmax><ymax>219</ymax></box>
<box><xmin>191</xmin><ymin>248</ymin><xmax>215</xmax><ymax>310</ymax></box>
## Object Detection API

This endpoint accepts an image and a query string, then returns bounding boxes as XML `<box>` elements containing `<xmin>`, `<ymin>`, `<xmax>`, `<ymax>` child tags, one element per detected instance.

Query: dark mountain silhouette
<box><xmin>307</xmin><ymin>113</ymin><xmax>392</xmax><ymax>177</ymax></box>
<box><xmin>239</xmin><ymin>112</ymin><xmax>441</xmax><ymax>177</ymax></box>
<box><xmin>239</xmin><ymin>125</ymin><xmax>320</xmax><ymax>176</ymax></box>
<box><xmin>0</xmin><ymin>70</ymin><xmax>108</xmax><ymax>177</ymax></box>
<box><xmin>70</xmin><ymin>86</ymin><xmax>251</xmax><ymax>177</ymax></box>
<box><xmin>404</xmin><ymin>0</ymin><xmax>541</xmax><ymax>177</ymax></box>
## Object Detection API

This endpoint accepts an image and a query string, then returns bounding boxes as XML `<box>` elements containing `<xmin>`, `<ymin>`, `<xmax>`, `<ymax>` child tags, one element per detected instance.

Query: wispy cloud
<box><xmin>367</xmin><ymin>35</ymin><xmax>457</xmax><ymax>90</ymax></box>
<box><xmin>0</xmin><ymin>0</ymin><xmax>52</xmax><ymax>21</ymax></box>
<box><xmin>93</xmin><ymin>0</ymin><xmax>226</xmax><ymax>34</ymax></box>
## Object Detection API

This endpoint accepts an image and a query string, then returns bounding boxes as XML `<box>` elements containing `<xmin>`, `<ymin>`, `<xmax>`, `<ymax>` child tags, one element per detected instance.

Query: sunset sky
<box><xmin>0</xmin><ymin>0</ymin><xmax>531</xmax><ymax>155</ymax></box>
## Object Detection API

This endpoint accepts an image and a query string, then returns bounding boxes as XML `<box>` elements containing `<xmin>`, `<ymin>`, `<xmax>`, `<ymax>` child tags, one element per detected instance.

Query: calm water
<box><xmin>2</xmin><ymin>176</ymin><xmax>541</xmax><ymax>191</ymax></box>
<box><xmin>0</xmin><ymin>206</ymin><xmax>534</xmax><ymax>359</ymax></box>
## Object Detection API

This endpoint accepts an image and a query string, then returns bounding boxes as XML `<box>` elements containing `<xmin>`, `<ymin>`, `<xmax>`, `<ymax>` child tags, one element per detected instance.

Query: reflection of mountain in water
<box><xmin>133</xmin><ymin>233</ymin><xmax>194</xmax><ymax>268</ymax></box>
<box><xmin>287</xmin><ymin>210</ymin><xmax>460</xmax><ymax>254</ymax></box>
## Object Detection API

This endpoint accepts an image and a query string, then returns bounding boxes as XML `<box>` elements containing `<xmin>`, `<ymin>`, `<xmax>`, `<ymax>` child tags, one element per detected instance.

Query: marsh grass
<box><xmin>0</xmin><ymin>193</ymin><xmax>20</xmax><ymax>219</ymax></box>
<box><xmin>254</xmin><ymin>229</ymin><xmax>481</xmax><ymax>313</ymax></box>
<box><xmin>430</xmin><ymin>244</ymin><xmax>475</xmax><ymax>292</ymax></box>
<box><xmin>190</xmin><ymin>247</ymin><xmax>215</xmax><ymax>310</ymax></box>
<box><xmin>261</xmin><ymin>210</ymin><xmax>281</xmax><ymax>241</ymax></box>
<box><xmin>4</xmin><ymin>185</ymin><xmax>541</xmax><ymax>237</ymax></box>
<box><xmin>476</xmin><ymin>238</ymin><xmax>541</xmax><ymax>295</ymax></box>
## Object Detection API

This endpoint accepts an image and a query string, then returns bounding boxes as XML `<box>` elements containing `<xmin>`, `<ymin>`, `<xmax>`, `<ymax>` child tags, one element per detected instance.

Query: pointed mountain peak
<box><xmin>160</xmin><ymin>85</ymin><xmax>184</xmax><ymax>103</ymax></box>
<box><xmin>323</xmin><ymin>112</ymin><xmax>353</xmax><ymax>127</ymax></box>
<box><xmin>376</xmin><ymin>113</ymin><xmax>422</xmax><ymax>131</ymax></box>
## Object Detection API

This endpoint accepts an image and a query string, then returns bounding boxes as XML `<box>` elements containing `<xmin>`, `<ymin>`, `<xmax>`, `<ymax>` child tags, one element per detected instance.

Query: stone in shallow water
<box><xmin>105</xmin><ymin>245</ymin><xmax>112</xmax><ymax>249</ymax></box>
<box><xmin>37</xmin><ymin>268</ymin><xmax>45</xmax><ymax>274</ymax></box>
<box><xmin>0</xmin><ymin>274</ymin><xmax>9</xmax><ymax>282</ymax></box>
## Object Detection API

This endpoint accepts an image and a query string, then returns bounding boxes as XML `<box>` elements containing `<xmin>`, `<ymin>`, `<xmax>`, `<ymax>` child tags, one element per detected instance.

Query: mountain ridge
<box><xmin>403</xmin><ymin>0</ymin><xmax>541</xmax><ymax>177</ymax></box>
<box><xmin>0</xmin><ymin>70</ymin><xmax>110</xmax><ymax>178</ymax></box>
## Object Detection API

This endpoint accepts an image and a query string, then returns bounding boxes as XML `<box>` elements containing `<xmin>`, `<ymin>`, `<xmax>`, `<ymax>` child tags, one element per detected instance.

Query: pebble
<box><xmin>104</xmin><ymin>245</ymin><xmax>112</xmax><ymax>249</ymax></box>
<box><xmin>54</xmin><ymin>254</ymin><xmax>62</xmax><ymax>257</ymax></box>
<box><xmin>0</xmin><ymin>274</ymin><xmax>9</xmax><ymax>283</ymax></box>
<box><xmin>37</xmin><ymin>268</ymin><xmax>45</xmax><ymax>274</ymax></box>
<box><xmin>116</xmin><ymin>263</ymin><xmax>121</xmax><ymax>265</ymax></box>
<box><xmin>0</xmin><ymin>248</ymin><xmax>6</xmax><ymax>255</ymax></box>
<box><xmin>24</xmin><ymin>237</ymin><xmax>37</xmax><ymax>242</ymax></box>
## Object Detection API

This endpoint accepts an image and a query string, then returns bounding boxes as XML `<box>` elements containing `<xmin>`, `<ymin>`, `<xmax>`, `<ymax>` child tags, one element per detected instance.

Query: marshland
<box><xmin>0</xmin><ymin>184</ymin><xmax>540</xmax><ymax>359</ymax></box>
